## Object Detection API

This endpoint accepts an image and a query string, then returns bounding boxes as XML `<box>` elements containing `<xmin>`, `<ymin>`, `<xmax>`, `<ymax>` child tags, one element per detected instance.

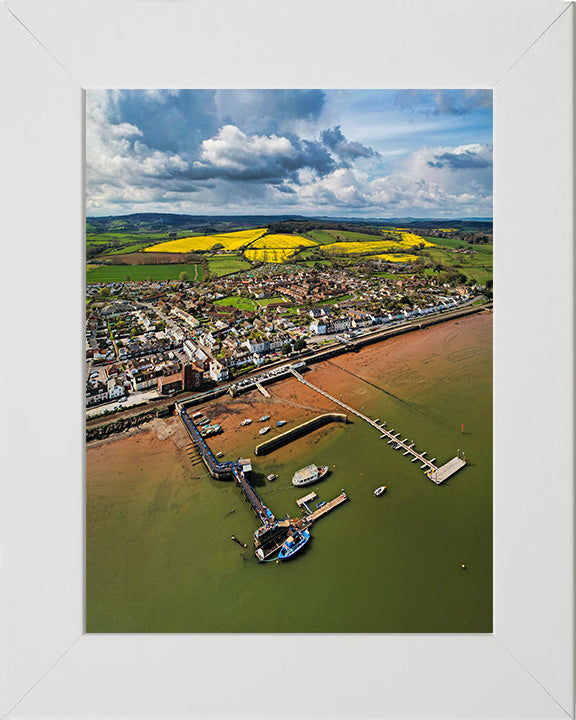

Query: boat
<box><xmin>259</xmin><ymin>426</ymin><xmax>271</xmax><ymax>435</ymax></box>
<box><xmin>374</xmin><ymin>486</ymin><xmax>387</xmax><ymax>496</ymax></box>
<box><xmin>267</xmin><ymin>473</ymin><xmax>278</xmax><ymax>482</ymax></box>
<box><xmin>276</xmin><ymin>420</ymin><xmax>287</xmax><ymax>427</ymax></box>
<box><xmin>392</xmin><ymin>442</ymin><xmax>401</xmax><ymax>450</ymax></box>
<box><xmin>240</xmin><ymin>418</ymin><xmax>252</xmax><ymax>426</ymax></box>
<box><xmin>216</xmin><ymin>451</ymin><xmax>223</xmax><ymax>458</ymax></box>
<box><xmin>259</xmin><ymin>415</ymin><xmax>270</xmax><ymax>422</ymax></box>
<box><xmin>292</xmin><ymin>464</ymin><xmax>329</xmax><ymax>487</ymax></box>
<box><xmin>315</xmin><ymin>500</ymin><xmax>326</xmax><ymax>508</ymax></box>
<box><xmin>278</xmin><ymin>528</ymin><xmax>310</xmax><ymax>560</ymax></box>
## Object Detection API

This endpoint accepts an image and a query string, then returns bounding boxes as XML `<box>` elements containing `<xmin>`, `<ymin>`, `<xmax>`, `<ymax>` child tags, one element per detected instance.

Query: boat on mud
<box><xmin>240</xmin><ymin>418</ymin><xmax>252</xmax><ymax>426</ymax></box>
<box><xmin>259</xmin><ymin>426</ymin><xmax>271</xmax><ymax>435</ymax></box>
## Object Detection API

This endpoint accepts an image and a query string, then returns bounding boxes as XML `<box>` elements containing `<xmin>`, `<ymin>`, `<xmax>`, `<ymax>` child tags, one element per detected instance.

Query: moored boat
<box><xmin>259</xmin><ymin>426</ymin><xmax>271</xmax><ymax>435</ymax></box>
<box><xmin>374</xmin><ymin>485</ymin><xmax>387</xmax><ymax>496</ymax></box>
<box><xmin>278</xmin><ymin>528</ymin><xmax>310</xmax><ymax>560</ymax></box>
<box><xmin>259</xmin><ymin>414</ymin><xmax>271</xmax><ymax>422</ymax></box>
<box><xmin>276</xmin><ymin>420</ymin><xmax>287</xmax><ymax>427</ymax></box>
<box><xmin>292</xmin><ymin>464</ymin><xmax>329</xmax><ymax>487</ymax></box>
<box><xmin>240</xmin><ymin>418</ymin><xmax>252</xmax><ymax>426</ymax></box>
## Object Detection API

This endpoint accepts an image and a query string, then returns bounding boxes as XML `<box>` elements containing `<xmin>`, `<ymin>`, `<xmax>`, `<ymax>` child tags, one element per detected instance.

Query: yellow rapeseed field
<box><xmin>373</xmin><ymin>253</ymin><xmax>419</xmax><ymax>263</ymax></box>
<box><xmin>144</xmin><ymin>227</ymin><xmax>268</xmax><ymax>253</ymax></box>
<box><xmin>244</xmin><ymin>248</ymin><xmax>297</xmax><ymax>263</ymax></box>
<box><xmin>385</xmin><ymin>230</ymin><xmax>435</xmax><ymax>247</ymax></box>
<box><xmin>244</xmin><ymin>233</ymin><xmax>317</xmax><ymax>264</ymax></box>
<box><xmin>248</xmin><ymin>233</ymin><xmax>317</xmax><ymax>249</ymax></box>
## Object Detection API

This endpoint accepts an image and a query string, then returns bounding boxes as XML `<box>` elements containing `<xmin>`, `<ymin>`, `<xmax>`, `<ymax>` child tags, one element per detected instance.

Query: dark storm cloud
<box><xmin>321</xmin><ymin>125</ymin><xmax>379</xmax><ymax>162</ymax></box>
<box><xmin>215</xmin><ymin>89</ymin><xmax>327</xmax><ymax>134</ymax></box>
<box><xmin>190</xmin><ymin>125</ymin><xmax>336</xmax><ymax>182</ymax></box>
<box><xmin>107</xmin><ymin>89</ymin><xmax>220</xmax><ymax>157</ymax></box>
<box><xmin>427</xmin><ymin>148</ymin><xmax>492</xmax><ymax>170</ymax></box>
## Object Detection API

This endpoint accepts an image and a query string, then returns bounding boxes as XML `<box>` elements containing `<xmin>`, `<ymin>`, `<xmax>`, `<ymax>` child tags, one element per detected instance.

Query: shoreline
<box><xmin>87</xmin><ymin>310</ymin><xmax>492</xmax><ymax>468</ymax></box>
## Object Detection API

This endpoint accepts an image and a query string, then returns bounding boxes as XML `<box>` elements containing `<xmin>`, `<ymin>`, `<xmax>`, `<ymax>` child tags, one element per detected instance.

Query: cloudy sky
<box><xmin>86</xmin><ymin>89</ymin><xmax>492</xmax><ymax>219</ymax></box>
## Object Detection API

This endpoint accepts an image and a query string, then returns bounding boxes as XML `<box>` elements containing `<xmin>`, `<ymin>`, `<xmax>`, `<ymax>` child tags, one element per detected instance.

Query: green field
<box><xmin>208</xmin><ymin>255</ymin><xmax>252</xmax><ymax>277</ymax></box>
<box><xmin>86</xmin><ymin>264</ymin><xmax>204</xmax><ymax>283</ymax></box>
<box><xmin>425</xmin><ymin>243</ymin><xmax>493</xmax><ymax>285</ymax></box>
<box><xmin>319</xmin><ymin>293</ymin><xmax>355</xmax><ymax>305</ymax></box>
<box><xmin>213</xmin><ymin>296</ymin><xmax>257</xmax><ymax>311</ymax></box>
<box><xmin>305</xmin><ymin>229</ymin><xmax>340</xmax><ymax>245</ymax></box>
<box><xmin>103</xmin><ymin>244</ymin><xmax>149</xmax><ymax>255</ymax></box>
<box><xmin>300</xmin><ymin>260</ymin><xmax>332</xmax><ymax>267</ymax></box>
<box><xmin>257</xmin><ymin>296</ymin><xmax>286</xmax><ymax>306</ymax></box>
<box><xmin>323</xmin><ymin>229</ymin><xmax>383</xmax><ymax>242</ymax></box>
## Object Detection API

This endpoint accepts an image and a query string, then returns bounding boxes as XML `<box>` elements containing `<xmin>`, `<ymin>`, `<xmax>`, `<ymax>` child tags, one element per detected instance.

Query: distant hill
<box><xmin>86</xmin><ymin>212</ymin><xmax>492</xmax><ymax>235</ymax></box>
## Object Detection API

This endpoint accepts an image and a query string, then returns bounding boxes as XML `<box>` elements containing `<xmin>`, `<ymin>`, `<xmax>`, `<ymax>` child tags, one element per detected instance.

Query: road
<box><xmin>86</xmin><ymin>388</ymin><xmax>161</xmax><ymax>419</ymax></box>
<box><xmin>86</xmin><ymin>299</ymin><xmax>491</xmax><ymax>428</ymax></box>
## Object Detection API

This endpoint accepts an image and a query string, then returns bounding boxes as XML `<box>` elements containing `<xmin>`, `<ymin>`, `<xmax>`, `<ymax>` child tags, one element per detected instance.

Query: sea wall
<box><xmin>254</xmin><ymin>413</ymin><xmax>348</xmax><ymax>456</ymax></box>
<box><xmin>86</xmin><ymin>410</ymin><xmax>157</xmax><ymax>442</ymax></box>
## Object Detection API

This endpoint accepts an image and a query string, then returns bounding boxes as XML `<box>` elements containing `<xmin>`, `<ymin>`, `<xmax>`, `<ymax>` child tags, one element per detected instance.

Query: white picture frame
<box><xmin>0</xmin><ymin>0</ymin><xmax>573</xmax><ymax>718</ymax></box>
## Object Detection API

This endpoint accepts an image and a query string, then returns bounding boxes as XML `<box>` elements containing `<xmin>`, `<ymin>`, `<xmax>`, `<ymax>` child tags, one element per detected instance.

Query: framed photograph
<box><xmin>1</xmin><ymin>0</ymin><xmax>573</xmax><ymax>718</ymax></box>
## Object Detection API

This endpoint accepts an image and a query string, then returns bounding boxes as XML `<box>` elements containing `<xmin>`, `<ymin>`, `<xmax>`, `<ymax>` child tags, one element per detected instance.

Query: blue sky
<box><xmin>86</xmin><ymin>89</ymin><xmax>492</xmax><ymax>218</ymax></box>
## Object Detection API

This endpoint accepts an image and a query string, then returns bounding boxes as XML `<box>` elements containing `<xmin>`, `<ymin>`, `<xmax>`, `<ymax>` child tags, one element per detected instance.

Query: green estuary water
<box><xmin>87</xmin><ymin>314</ymin><xmax>492</xmax><ymax>633</ymax></box>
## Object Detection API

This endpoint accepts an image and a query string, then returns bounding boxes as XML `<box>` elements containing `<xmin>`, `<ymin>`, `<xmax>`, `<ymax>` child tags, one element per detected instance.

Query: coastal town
<box><xmin>86</xmin><ymin>259</ymin><xmax>487</xmax><ymax>416</ymax></box>
<box><xmin>85</xmin><ymin>89</ymin><xmax>493</xmax><ymax>633</ymax></box>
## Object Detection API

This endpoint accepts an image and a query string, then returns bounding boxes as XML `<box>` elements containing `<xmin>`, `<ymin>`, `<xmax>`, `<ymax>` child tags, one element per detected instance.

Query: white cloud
<box><xmin>196</xmin><ymin>125</ymin><xmax>296</xmax><ymax>172</ymax></box>
<box><xmin>292</xmin><ymin>143</ymin><xmax>492</xmax><ymax>215</ymax></box>
<box><xmin>86</xmin><ymin>92</ymin><xmax>192</xmax><ymax>210</ymax></box>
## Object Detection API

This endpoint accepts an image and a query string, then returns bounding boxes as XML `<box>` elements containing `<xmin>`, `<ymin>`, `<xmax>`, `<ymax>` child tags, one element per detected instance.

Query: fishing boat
<box><xmin>374</xmin><ymin>485</ymin><xmax>387</xmax><ymax>496</ymax></box>
<box><xmin>292</xmin><ymin>464</ymin><xmax>329</xmax><ymax>487</ymax></box>
<box><xmin>276</xmin><ymin>420</ymin><xmax>287</xmax><ymax>427</ymax></box>
<box><xmin>240</xmin><ymin>418</ymin><xmax>252</xmax><ymax>426</ymax></box>
<box><xmin>267</xmin><ymin>473</ymin><xmax>278</xmax><ymax>482</ymax></box>
<box><xmin>259</xmin><ymin>426</ymin><xmax>271</xmax><ymax>435</ymax></box>
<box><xmin>259</xmin><ymin>414</ymin><xmax>271</xmax><ymax>422</ymax></box>
<box><xmin>278</xmin><ymin>528</ymin><xmax>310</xmax><ymax>560</ymax></box>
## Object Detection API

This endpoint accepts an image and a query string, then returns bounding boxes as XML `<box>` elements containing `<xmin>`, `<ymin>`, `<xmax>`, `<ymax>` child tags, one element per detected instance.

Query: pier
<box><xmin>176</xmin><ymin>404</ymin><xmax>349</xmax><ymax>562</ymax></box>
<box><xmin>290</xmin><ymin>370</ymin><xmax>465</xmax><ymax>484</ymax></box>
<box><xmin>296</xmin><ymin>492</ymin><xmax>318</xmax><ymax>514</ymax></box>
<box><xmin>300</xmin><ymin>491</ymin><xmax>349</xmax><ymax>525</ymax></box>
<box><xmin>177</xmin><ymin>404</ymin><xmax>275</xmax><ymax>525</ymax></box>
<box><xmin>255</xmin><ymin>382</ymin><xmax>270</xmax><ymax>398</ymax></box>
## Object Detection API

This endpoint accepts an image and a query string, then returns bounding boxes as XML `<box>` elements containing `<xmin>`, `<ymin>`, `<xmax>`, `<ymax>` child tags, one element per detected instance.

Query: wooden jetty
<box><xmin>296</xmin><ymin>491</ymin><xmax>318</xmax><ymax>508</ymax></box>
<box><xmin>429</xmin><ymin>457</ymin><xmax>467</xmax><ymax>484</ymax></box>
<box><xmin>301</xmin><ymin>491</ymin><xmax>349</xmax><ymax>525</ymax></box>
<box><xmin>290</xmin><ymin>369</ymin><xmax>466</xmax><ymax>484</ymax></box>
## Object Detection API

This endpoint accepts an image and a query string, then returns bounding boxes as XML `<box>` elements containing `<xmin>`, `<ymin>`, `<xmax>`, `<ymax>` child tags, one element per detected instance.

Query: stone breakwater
<box><xmin>86</xmin><ymin>411</ymin><xmax>158</xmax><ymax>442</ymax></box>
<box><xmin>254</xmin><ymin>412</ymin><xmax>348</xmax><ymax>455</ymax></box>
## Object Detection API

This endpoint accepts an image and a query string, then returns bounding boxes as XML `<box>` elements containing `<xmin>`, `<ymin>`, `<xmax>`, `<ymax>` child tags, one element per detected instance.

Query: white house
<box><xmin>209</xmin><ymin>360</ymin><xmax>229</xmax><ymax>382</ymax></box>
